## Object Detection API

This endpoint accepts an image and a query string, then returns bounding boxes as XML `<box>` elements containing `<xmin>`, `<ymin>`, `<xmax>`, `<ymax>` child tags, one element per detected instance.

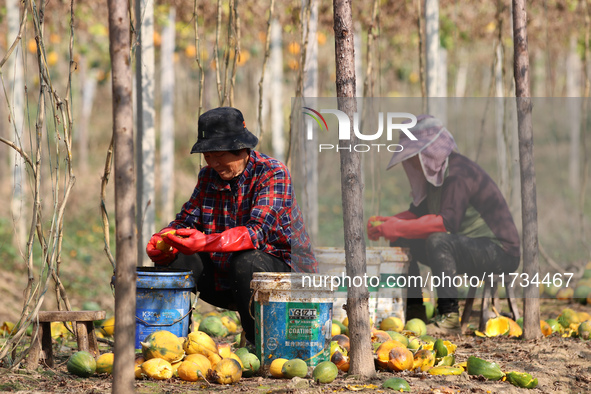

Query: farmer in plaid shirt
<box><xmin>146</xmin><ymin>107</ymin><xmax>317</xmax><ymax>344</ymax></box>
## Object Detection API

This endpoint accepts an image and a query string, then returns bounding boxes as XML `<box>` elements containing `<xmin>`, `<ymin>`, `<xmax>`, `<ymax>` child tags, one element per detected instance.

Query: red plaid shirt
<box><xmin>169</xmin><ymin>150</ymin><xmax>318</xmax><ymax>289</ymax></box>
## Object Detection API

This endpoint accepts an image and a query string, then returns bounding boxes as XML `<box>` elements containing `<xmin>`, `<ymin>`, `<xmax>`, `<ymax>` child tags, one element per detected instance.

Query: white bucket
<box><xmin>315</xmin><ymin>246</ymin><xmax>410</xmax><ymax>324</ymax></box>
<box><xmin>375</xmin><ymin>247</ymin><xmax>410</xmax><ymax>323</ymax></box>
<box><xmin>314</xmin><ymin>247</ymin><xmax>381</xmax><ymax>323</ymax></box>
<box><xmin>250</xmin><ymin>273</ymin><xmax>334</xmax><ymax>369</ymax></box>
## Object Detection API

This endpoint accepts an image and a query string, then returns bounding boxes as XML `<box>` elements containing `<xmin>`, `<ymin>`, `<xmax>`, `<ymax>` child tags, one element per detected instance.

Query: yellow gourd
<box><xmin>140</xmin><ymin>330</ymin><xmax>185</xmax><ymax>363</ymax></box>
<box><xmin>207</xmin><ymin>358</ymin><xmax>242</xmax><ymax>384</ymax></box>
<box><xmin>183</xmin><ymin>331</ymin><xmax>219</xmax><ymax>357</ymax></box>
<box><xmin>140</xmin><ymin>358</ymin><xmax>173</xmax><ymax>380</ymax></box>
<box><xmin>177</xmin><ymin>354</ymin><xmax>211</xmax><ymax>381</ymax></box>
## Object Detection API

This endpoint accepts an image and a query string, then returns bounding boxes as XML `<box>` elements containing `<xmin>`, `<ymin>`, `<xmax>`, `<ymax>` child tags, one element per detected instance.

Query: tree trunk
<box><xmin>270</xmin><ymin>18</ymin><xmax>285</xmax><ymax>162</ymax></box>
<box><xmin>107</xmin><ymin>1</ymin><xmax>138</xmax><ymax>392</ymax></box>
<box><xmin>332</xmin><ymin>0</ymin><xmax>375</xmax><ymax>379</ymax></box>
<box><xmin>425</xmin><ymin>0</ymin><xmax>439</xmax><ymax>115</ymax></box>
<box><xmin>567</xmin><ymin>35</ymin><xmax>582</xmax><ymax>193</ymax></box>
<box><xmin>437</xmin><ymin>46</ymin><xmax>447</xmax><ymax>124</ymax></box>
<box><xmin>135</xmin><ymin>0</ymin><xmax>156</xmax><ymax>267</ymax></box>
<box><xmin>7</xmin><ymin>0</ymin><xmax>26</xmax><ymax>249</ymax></box>
<box><xmin>78</xmin><ymin>57</ymin><xmax>98</xmax><ymax>175</ymax></box>
<box><xmin>512</xmin><ymin>0</ymin><xmax>542</xmax><ymax>340</ymax></box>
<box><xmin>495</xmin><ymin>44</ymin><xmax>508</xmax><ymax>198</ymax></box>
<box><xmin>160</xmin><ymin>8</ymin><xmax>176</xmax><ymax>221</ymax></box>
<box><xmin>302</xmin><ymin>0</ymin><xmax>319</xmax><ymax>241</ymax></box>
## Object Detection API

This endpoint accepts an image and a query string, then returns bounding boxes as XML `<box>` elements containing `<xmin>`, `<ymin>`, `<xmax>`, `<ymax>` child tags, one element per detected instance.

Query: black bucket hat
<box><xmin>190</xmin><ymin>107</ymin><xmax>259</xmax><ymax>153</ymax></box>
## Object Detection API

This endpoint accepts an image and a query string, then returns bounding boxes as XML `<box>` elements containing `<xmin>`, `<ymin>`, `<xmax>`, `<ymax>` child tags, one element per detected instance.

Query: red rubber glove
<box><xmin>393</xmin><ymin>210</ymin><xmax>418</xmax><ymax>220</ymax></box>
<box><xmin>367</xmin><ymin>214</ymin><xmax>446</xmax><ymax>242</ymax></box>
<box><xmin>146</xmin><ymin>227</ymin><xmax>179</xmax><ymax>266</ymax></box>
<box><xmin>367</xmin><ymin>211</ymin><xmax>418</xmax><ymax>239</ymax></box>
<box><xmin>166</xmin><ymin>226</ymin><xmax>255</xmax><ymax>255</ymax></box>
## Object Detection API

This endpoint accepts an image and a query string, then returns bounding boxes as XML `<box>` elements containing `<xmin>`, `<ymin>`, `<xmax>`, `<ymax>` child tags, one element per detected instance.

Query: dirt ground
<box><xmin>1</xmin><ymin>299</ymin><xmax>590</xmax><ymax>393</ymax></box>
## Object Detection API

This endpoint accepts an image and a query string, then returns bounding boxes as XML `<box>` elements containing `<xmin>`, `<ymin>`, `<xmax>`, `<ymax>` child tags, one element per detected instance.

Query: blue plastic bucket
<box><xmin>135</xmin><ymin>267</ymin><xmax>196</xmax><ymax>349</ymax></box>
<box><xmin>250</xmin><ymin>272</ymin><xmax>333</xmax><ymax>369</ymax></box>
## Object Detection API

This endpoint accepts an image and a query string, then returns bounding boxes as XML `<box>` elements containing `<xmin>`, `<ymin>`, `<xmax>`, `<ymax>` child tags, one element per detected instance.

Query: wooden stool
<box><xmin>26</xmin><ymin>310</ymin><xmax>106</xmax><ymax>369</ymax></box>
<box><xmin>460</xmin><ymin>274</ymin><xmax>520</xmax><ymax>333</ymax></box>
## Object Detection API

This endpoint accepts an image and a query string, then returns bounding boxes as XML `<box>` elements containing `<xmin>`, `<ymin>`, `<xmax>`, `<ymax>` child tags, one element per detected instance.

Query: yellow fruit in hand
<box><xmin>156</xmin><ymin>240</ymin><xmax>173</xmax><ymax>252</ymax></box>
<box><xmin>156</xmin><ymin>230</ymin><xmax>177</xmax><ymax>252</ymax></box>
<box><xmin>368</xmin><ymin>216</ymin><xmax>384</xmax><ymax>227</ymax></box>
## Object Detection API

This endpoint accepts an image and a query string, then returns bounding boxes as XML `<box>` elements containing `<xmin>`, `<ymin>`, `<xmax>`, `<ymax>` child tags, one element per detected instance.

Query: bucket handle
<box><xmin>248</xmin><ymin>286</ymin><xmax>257</xmax><ymax>320</ymax></box>
<box><xmin>136</xmin><ymin>291</ymin><xmax>200</xmax><ymax>327</ymax></box>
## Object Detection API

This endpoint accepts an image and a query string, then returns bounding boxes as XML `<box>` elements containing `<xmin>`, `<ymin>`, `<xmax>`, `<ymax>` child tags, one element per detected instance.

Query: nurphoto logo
<box><xmin>302</xmin><ymin>108</ymin><xmax>418</xmax><ymax>152</ymax></box>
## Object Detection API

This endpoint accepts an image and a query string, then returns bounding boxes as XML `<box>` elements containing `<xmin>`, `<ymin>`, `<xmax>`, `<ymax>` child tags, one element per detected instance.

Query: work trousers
<box><xmin>170</xmin><ymin>250</ymin><xmax>291</xmax><ymax>343</ymax></box>
<box><xmin>394</xmin><ymin>233</ymin><xmax>520</xmax><ymax>314</ymax></box>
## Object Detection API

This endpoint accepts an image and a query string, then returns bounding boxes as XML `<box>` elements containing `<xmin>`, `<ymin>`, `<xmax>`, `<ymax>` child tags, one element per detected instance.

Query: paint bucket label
<box><xmin>255</xmin><ymin>299</ymin><xmax>332</xmax><ymax>367</ymax></box>
<box><xmin>251</xmin><ymin>272</ymin><xmax>334</xmax><ymax>369</ymax></box>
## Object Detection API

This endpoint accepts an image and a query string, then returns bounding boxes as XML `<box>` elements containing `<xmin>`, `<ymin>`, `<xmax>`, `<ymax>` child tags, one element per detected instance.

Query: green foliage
<box><xmin>439</xmin><ymin>15</ymin><xmax>457</xmax><ymax>50</ymax></box>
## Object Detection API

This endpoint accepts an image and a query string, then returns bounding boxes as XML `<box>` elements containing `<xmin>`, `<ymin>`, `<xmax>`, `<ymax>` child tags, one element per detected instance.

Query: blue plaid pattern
<box><xmin>169</xmin><ymin>150</ymin><xmax>318</xmax><ymax>289</ymax></box>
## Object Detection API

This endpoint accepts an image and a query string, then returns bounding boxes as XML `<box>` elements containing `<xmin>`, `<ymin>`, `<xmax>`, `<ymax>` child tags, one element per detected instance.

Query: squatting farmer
<box><xmin>367</xmin><ymin>114</ymin><xmax>521</xmax><ymax>335</ymax></box>
<box><xmin>146</xmin><ymin>106</ymin><xmax>318</xmax><ymax>346</ymax></box>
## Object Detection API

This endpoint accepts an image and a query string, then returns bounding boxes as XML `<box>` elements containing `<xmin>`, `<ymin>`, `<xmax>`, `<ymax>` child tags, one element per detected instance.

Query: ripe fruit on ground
<box><xmin>331</xmin><ymin>348</ymin><xmax>350</xmax><ymax>372</ymax></box>
<box><xmin>183</xmin><ymin>331</ymin><xmax>218</xmax><ymax>356</ymax></box>
<box><xmin>387</xmin><ymin>347</ymin><xmax>414</xmax><ymax>372</ymax></box>
<box><xmin>208</xmin><ymin>352</ymin><xmax>223</xmax><ymax>368</ymax></box>
<box><xmin>134</xmin><ymin>363</ymin><xmax>143</xmax><ymax>379</ymax></box>
<box><xmin>331</xmin><ymin>334</ymin><xmax>350</xmax><ymax>352</ymax></box>
<box><xmin>540</xmin><ymin>320</ymin><xmax>552</xmax><ymax>337</ymax></box>
<box><xmin>428</xmin><ymin>365</ymin><xmax>463</xmax><ymax>375</ymax></box>
<box><xmin>475</xmin><ymin>316</ymin><xmax>510</xmax><ymax>337</ymax></box>
<box><xmin>221</xmin><ymin>315</ymin><xmax>238</xmax><ymax>334</ymax></box>
<box><xmin>178</xmin><ymin>354</ymin><xmax>211</xmax><ymax>381</ymax></box>
<box><xmin>217</xmin><ymin>343</ymin><xmax>233</xmax><ymax>358</ymax></box>
<box><xmin>379</xmin><ymin>316</ymin><xmax>404</xmax><ymax>332</ymax></box>
<box><xmin>371</xmin><ymin>329</ymin><xmax>392</xmax><ymax>343</ymax></box>
<box><xmin>269</xmin><ymin>358</ymin><xmax>288</xmax><ymax>378</ymax></box>
<box><xmin>100</xmin><ymin>316</ymin><xmax>115</xmax><ymax>336</ymax></box>
<box><xmin>331</xmin><ymin>323</ymin><xmax>341</xmax><ymax>336</ymax></box>
<box><xmin>171</xmin><ymin>361</ymin><xmax>182</xmax><ymax>377</ymax></box>
<box><xmin>375</xmin><ymin>340</ymin><xmax>406</xmax><ymax>368</ymax></box>
<box><xmin>281</xmin><ymin>358</ymin><xmax>308</xmax><ymax>378</ymax></box>
<box><xmin>95</xmin><ymin>352</ymin><xmax>114</xmax><ymax>374</ymax></box>
<box><xmin>227</xmin><ymin>352</ymin><xmax>244</xmax><ymax>369</ymax></box>
<box><xmin>503</xmin><ymin>316</ymin><xmax>523</xmax><ymax>337</ymax></box>
<box><xmin>141</xmin><ymin>357</ymin><xmax>173</xmax><ymax>380</ymax></box>
<box><xmin>332</xmin><ymin>319</ymin><xmax>348</xmax><ymax>335</ymax></box>
<box><xmin>577</xmin><ymin>320</ymin><xmax>591</xmax><ymax>340</ymax></box>
<box><xmin>558</xmin><ymin>308</ymin><xmax>580</xmax><ymax>328</ymax></box>
<box><xmin>407</xmin><ymin>336</ymin><xmax>422</xmax><ymax>350</ymax></box>
<box><xmin>412</xmin><ymin>349</ymin><xmax>435</xmax><ymax>372</ymax></box>
<box><xmin>556</xmin><ymin>287</ymin><xmax>574</xmax><ymax>301</ymax></box>
<box><xmin>140</xmin><ymin>330</ymin><xmax>185</xmax><ymax>363</ymax></box>
<box><xmin>67</xmin><ymin>351</ymin><xmax>97</xmax><ymax>378</ymax></box>
<box><xmin>404</xmin><ymin>318</ymin><xmax>427</xmax><ymax>336</ymax></box>
<box><xmin>312</xmin><ymin>360</ymin><xmax>339</xmax><ymax>383</ymax></box>
<box><xmin>207</xmin><ymin>358</ymin><xmax>242</xmax><ymax>384</ymax></box>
